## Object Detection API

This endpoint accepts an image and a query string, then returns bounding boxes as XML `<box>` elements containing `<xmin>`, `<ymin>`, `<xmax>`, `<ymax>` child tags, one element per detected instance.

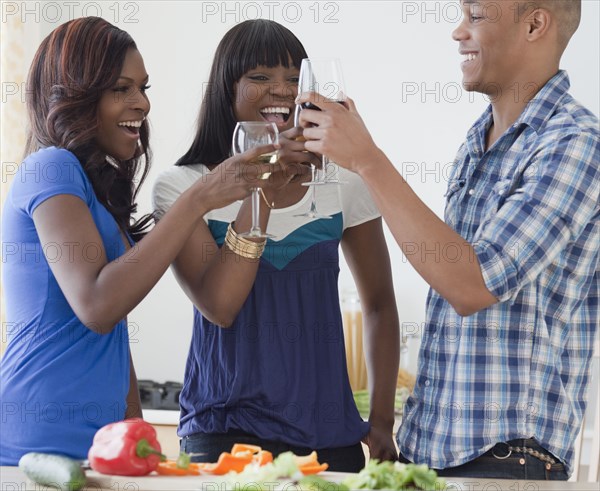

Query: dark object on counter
<box><xmin>88</xmin><ymin>418</ymin><xmax>165</xmax><ymax>476</ymax></box>
<box><xmin>138</xmin><ymin>380</ymin><xmax>182</xmax><ymax>410</ymax></box>
<box><xmin>19</xmin><ymin>452</ymin><xmax>87</xmax><ymax>491</ymax></box>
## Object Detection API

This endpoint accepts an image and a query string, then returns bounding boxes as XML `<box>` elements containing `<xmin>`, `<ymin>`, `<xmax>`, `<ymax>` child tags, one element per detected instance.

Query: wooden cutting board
<box><xmin>85</xmin><ymin>470</ymin><xmax>352</xmax><ymax>490</ymax></box>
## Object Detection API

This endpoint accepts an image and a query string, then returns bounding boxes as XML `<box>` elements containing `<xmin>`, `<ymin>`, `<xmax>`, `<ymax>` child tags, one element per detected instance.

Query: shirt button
<box><xmin>468</xmin><ymin>189</ymin><xmax>475</xmax><ymax>196</ymax></box>
<box><xmin>424</xmin><ymin>380</ymin><xmax>430</xmax><ymax>387</ymax></box>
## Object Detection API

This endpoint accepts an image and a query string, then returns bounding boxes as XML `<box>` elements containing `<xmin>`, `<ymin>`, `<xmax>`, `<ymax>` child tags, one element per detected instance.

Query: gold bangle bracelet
<box><xmin>225</xmin><ymin>234</ymin><xmax>264</xmax><ymax>259</ymax></box>
<box><xmin>224</xmin><ymin>223</ymin><xmax>266</xmax><ymax>259</ymax></box>
<box><xmin>228</xmin><ymin>222</ymin><xmax>266</xmax><ymax>247</ymax></box>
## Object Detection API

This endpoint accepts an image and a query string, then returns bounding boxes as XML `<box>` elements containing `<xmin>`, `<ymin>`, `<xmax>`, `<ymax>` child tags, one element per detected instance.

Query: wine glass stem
<box><xmin>250</xmin><ymin>188</ymin><xmax>262</xmax><ymax>234</ymax></box>
<box><xmin>319</xmin><ymin>156</ymin><xmax>329</xmax><ymax>182</ymax></box>
<box><xmin>309</xmin><ymin>184</ymin><xmax>319</xmax><ymax>216</ymax></box>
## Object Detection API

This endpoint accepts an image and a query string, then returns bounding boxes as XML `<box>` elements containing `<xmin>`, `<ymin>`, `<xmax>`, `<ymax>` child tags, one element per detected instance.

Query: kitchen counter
<box><xmin>1</xmin><ymin>467</ymin><xmax>598</xmax><ymax>491</ymax></box>
<box><xmin>143</xmin><ymin>409</ymin><xmax>179</xmax><ymax>426</ymax></box>
<box><xmin>141</xmin><ymin>410</ymin><xmax>181</xmax><ymax>458</ymax></box>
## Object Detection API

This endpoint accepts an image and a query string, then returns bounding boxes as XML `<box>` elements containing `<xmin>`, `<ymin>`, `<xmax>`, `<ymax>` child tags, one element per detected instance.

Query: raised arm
<box><xmin>169</xmin><ymin>127</ymin><xmax>317</xmax><ymax>327</ymax></box>
<box><xmin>299</xmin><ymin>93</ymin><xmax>600</xmax><ymax>316</ymax></box>
<box><xmin>170</xmin><ymin>198</ymin><xmax>266</xmax><ymax>328</ymax></box>
<box><xmin>33</xmin><ymin>147</ymin><xmax>274</xmax><ymax>334</ymax></box>
<box><xmin>299</xmin><ymin>94</ymin><xmax>496</xmax><ymax>316</ymax></box>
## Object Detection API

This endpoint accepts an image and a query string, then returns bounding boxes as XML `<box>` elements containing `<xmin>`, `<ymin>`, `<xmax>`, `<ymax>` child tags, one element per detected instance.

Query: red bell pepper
<box><xmin>88</xmin><ymin>418</ymin><xmax>165</xmax><ymax>476</ymax></box>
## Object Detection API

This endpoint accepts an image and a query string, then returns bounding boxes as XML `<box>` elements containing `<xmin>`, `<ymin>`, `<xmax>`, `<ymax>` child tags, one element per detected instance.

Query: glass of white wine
<box><xmin>231</xmin><ymin>121</ymin><xmax>279</xmax><ymax>238</ymax></box>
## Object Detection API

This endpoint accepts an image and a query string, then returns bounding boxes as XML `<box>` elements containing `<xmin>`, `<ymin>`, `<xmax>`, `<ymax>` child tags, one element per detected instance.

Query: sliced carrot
<box><xmin>231</xmin><ymin>443</ymin><xmax>262</xmax><ymax>455</ymax></box>
<box><xmin>190</xmin><ymin>444</ymin><xmax>325</xmax><ymax>476</ymax></box>
<box><xmin>294</xmin><ymin>451</ymin><xmax>318</xmax><ymax>467</ymax></box>
<box><xmin>253</xmin><ymin>450</ymin><xmax>273</xmax><ymax>466</ymax></box>
<box><xmin>194</xmin><ymin>462</ymin><xmax>216</xmax><ymax>474</ymax></box>
<box><xmin>216</xmin><ymin>453</ymin><xmax>253</xmax><ymax>474</ymax></box>
<box><xmin>299</xmin><ymin>462</ymin><xmax>329</xmax><ymax>475</ymax></box>
<box><xmin>197</xmin><ymin>452</ymin><xmax>253</xmax><ymax>475</ymax></box>
<box><xmin>155</xmin><ymin>461</ymin><xmax>201</xmax><ymax>476</ymax></box>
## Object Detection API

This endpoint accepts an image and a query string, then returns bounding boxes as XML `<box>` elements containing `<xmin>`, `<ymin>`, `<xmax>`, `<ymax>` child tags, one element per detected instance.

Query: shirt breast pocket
<box><xmin>483</xmin><ymin>178</ymin><xmax>514</xmax><ymax>218</ymax></box>
<box><xmin>444</xmin><ymin>179</ymin><xmax>465</xmax><ymax>228</ymax></box>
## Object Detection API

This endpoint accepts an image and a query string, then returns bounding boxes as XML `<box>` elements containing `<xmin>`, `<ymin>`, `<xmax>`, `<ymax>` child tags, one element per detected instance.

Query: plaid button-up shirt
<box><xmin>396</xmin><ymin>71</ymin><xmax>600</xmax><ymax>476</ymax></box>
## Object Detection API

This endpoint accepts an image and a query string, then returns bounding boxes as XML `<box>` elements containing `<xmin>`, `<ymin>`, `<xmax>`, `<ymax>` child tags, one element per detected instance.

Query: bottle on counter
<box><xmin>341</xmin><ymin>289</ymin><xmax>368</xmax><ymax>392</ymax></box>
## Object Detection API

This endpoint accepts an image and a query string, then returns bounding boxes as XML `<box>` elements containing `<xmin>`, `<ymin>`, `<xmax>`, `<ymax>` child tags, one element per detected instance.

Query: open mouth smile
<box><xmin>118</xmin><ymin>118</ymin><xmax>144</xmax><ymax>137</ymax></box>
<box><xmin>259</xmin><ymin>106</ymin><xmax>291</xmax><ymax>125</ymax></box>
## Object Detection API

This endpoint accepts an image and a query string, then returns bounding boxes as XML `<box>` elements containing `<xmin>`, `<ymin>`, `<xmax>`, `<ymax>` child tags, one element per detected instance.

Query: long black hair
<box><xmin>176</xmin><ymin>19</ymin><xmax>307</xmax><ymax>168</ymax></box>
<box><xmin>25</xmin><ymin>16</ymin><xmax>152</xmax><ymax>242</ymax></box>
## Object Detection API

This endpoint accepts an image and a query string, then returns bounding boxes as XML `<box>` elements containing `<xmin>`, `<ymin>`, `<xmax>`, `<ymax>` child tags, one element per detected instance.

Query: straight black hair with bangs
<box><xmin>176</xmin><ymin>19</ymin><xmax>307</xmax><ymax>167</ymax></box>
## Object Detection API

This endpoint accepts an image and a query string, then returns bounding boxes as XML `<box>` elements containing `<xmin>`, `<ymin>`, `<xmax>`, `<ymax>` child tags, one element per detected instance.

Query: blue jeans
<box><xmin>181</xmin><ymin>429</ymin><xmax>365</xmax><ymax>473</ymax></box>
<box><xmin>398</xmin><ymin>438</ymin><xmax>568</xmax><ymax>480</ymax></box>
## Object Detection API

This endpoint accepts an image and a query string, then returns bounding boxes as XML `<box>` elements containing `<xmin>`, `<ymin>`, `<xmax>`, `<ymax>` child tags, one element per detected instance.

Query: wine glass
<box><xmin>295</xmin><ymin>58</ymin><xmax>347</xmax><ymax>186</ymax></box>
<box><xmin>231</xmin><ymin>121</ymin><xmax>278</xmax><ymax>238</ymax></box>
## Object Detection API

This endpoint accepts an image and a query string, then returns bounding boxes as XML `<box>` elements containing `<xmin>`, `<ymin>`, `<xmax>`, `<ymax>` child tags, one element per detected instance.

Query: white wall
<box><xmin>17</xmin><ymin>0</ymin><xmax>598</xmax><ymax>382</ymax></box>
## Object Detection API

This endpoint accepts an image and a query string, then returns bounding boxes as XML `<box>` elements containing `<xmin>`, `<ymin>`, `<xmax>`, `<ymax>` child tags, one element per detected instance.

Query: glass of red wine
<box><xmin>294</xmin><ymin>58</ymin><xmax>346</xmax><ymax>219</ymax></box>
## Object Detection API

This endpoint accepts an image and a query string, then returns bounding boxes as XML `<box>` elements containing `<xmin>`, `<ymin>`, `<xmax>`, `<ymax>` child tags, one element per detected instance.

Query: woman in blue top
<box><xmin>152</xmin><ymin>19</ymin><xmax>401</xmax><ymax>472</ymax></box>
<box><xmin>0</xmin><ymin>16</ymin><xmax>277</xmax><ymax>465</ymax></box>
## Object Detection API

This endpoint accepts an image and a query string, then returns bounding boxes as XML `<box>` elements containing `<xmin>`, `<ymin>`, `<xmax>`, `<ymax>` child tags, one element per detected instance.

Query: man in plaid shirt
<box><xmin>297</xmin><ymin>0</ymin><xmax>599</xmax><ymax>480</ymax></box>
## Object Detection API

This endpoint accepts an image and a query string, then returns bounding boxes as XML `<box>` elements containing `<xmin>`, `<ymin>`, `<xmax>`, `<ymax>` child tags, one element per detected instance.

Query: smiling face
<box><xmin>233</xmin><ymin>63</ymin><xmax>299</xmax><ymax>132</ymax></box>
<box><xmin>96</xmin><ymin>48</ymin><xmax>150</xmax><ymax>161</ymax></box>
<box><xmin>452</xmin><ymin>0</ymin><xmax>527</xmax><ymax>95</ymax></box>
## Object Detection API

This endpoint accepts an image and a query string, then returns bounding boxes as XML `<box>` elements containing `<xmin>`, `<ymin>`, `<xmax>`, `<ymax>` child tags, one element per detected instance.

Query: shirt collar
<box><xmin>465</xmin><ymin>70</ymin><xmax>571</xmax><ymax>152</ymax></box>
<box><xmin>514</xmin><ymin>70</ymin><xmax>571</xmax><ymax>133</ymax></box>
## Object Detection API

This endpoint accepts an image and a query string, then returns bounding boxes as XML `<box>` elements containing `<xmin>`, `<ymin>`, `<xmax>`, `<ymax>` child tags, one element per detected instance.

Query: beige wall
<box><xmin>0</xmin><ymin>12</ymin><xmax>39</xmax><ymax>355</ymax></box>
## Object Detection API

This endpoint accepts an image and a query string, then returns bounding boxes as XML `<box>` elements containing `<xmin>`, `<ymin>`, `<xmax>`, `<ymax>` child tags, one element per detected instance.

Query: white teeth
<box><xmin>260</xmin><ymin>107</ymin><xmax>290</xmax><ymax>115</ymax></box>
<box><xmin>464</xmin><ymin>53</ymin><xmax>477</xmax><ymax>62</ymax></box>
<box><xmin>118</xmin><ymin>120</ymin><xmax>144</xmax><ymax>128</ymax></box>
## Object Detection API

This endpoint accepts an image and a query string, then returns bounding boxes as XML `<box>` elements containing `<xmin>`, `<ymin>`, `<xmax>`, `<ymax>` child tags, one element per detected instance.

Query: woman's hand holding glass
<box><xmin>231</xmin><ymin>121</ymin><xmax>280</xmax><ymax>238</ymax></box>
<box><xmin>272</xmin><ymin>125</ymin><xmax>317</xmax><ymax>179</ymax></box>
<box><xmin>250</xmin><ymin>126</ymin><xmax>317</xmax><ymax>202</ymax></box>
<box><xmin>195</xmin><ymin>143</ymin><xmax>278</xmax><ymax>215</ymax></box>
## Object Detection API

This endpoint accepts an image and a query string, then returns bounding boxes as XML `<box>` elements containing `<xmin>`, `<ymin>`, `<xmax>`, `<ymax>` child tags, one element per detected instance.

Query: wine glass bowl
<box><xmin>293</xmin><ymin>58</ymin><xmax>347</xmax><ymax>219</ymax></box>
<box><xmin>295</xmin><ymin>58</ymin><xmax>346</xmax><ymax>187</ymax></box>
<box><xmin>298</xmin><ymin>58</ymin><xmax>346</xmax><ymax>108</ymax></box>
<box><xmin>231</xmin><ymin>121</ymin><xmax>279</xmax><ymax>238</ymax></box>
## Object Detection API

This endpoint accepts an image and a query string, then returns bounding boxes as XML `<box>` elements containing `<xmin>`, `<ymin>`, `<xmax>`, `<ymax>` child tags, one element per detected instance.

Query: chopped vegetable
<box><xmin>297</xmin><ymin>463</ymin><xmax>329</xmax><ymax>475</ymax></box>
<box><xmin>292</xmin><ymin>451</ymin><xmax>329</xmax><ymax>474</ymax></box>
<box><xmin>19</xmin><ymin>452</ymin><xmax>87</xmax><ymax>491</ymax></box>
<box><xmin>195</xmin><ymin>452</ymin><xmax>254</xmax><ymax>475</ymax></box>
<box><xmin>294</xmin><ymin>451</ymin><xmax>318</xmax><ymax>468</ymax></box>
<box><xmin>231</xmin><ymin>443</ymin><xmax>273</xmax><ymax>465</ymax></box>
<box><xmin>88</xmin><ymin>418</ymin><xmax>165</xmax><ymax>476</ymax></box>
<box><xmin>193</xmin><ymin>444</ymin><xmax>282</xmax><ymax>475</ymax></box>
<box><xmin>341</xmin><ymin>460</ymin><xmax>445</xmax><ymax>491</ymax></box>
<box><xmin>176</xmin><ymin>451</ymin><xmax>192</xmax><ymax>469</ymax></box>
<box><xmin>254</xmin><ymin>450</ymin><xmax>274</xmax><ymax>466</ymax></box>
<box><xmin>222</xmin><ymin>450</ymin><xmax>330</xmax><ymax>489</ymax></box>
<box><xmin>155</xmin><ymin>460</ymin><xmax>202</xmax><ymax>476</ymax></box>
<box><xmin>231</xmin><ymin>443</ymin><xmax>263</xmax><ymax>455</ymax></box>
<box><xmin>157</xmin><ymin>444</ymin><xmax>328</xmax><ymax>480</ymax></box>
<box><xmin>299</xmin><ymin>475</ymin><xmax>349</xmax><ymax>491</ymax></box>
